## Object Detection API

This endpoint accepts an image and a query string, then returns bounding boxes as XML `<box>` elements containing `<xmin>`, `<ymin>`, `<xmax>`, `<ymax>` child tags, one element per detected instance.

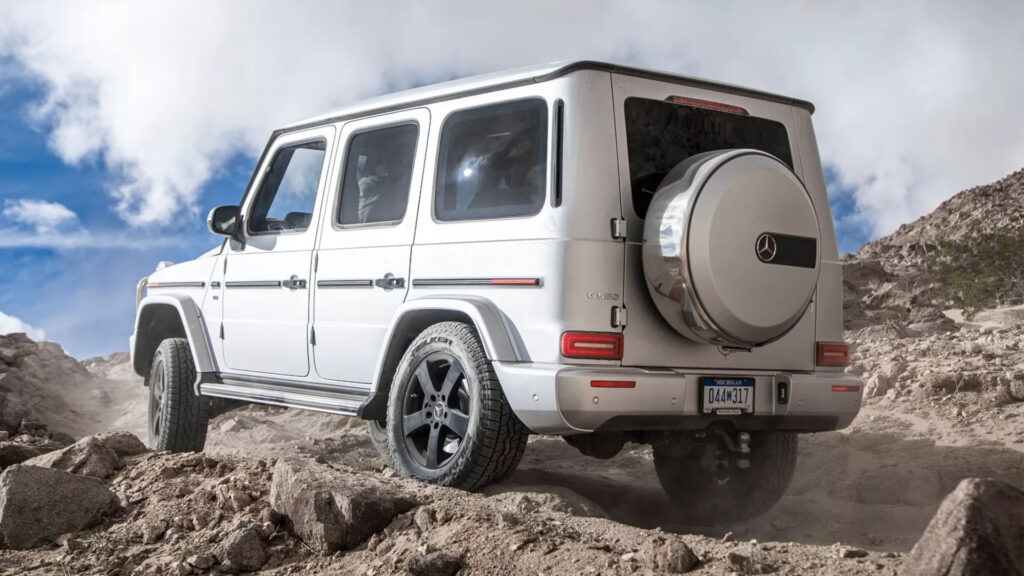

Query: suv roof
<box><xmin>284</xmin><ymin>60</ymin><xmax>815</xmax><ymax>132</ymax></box>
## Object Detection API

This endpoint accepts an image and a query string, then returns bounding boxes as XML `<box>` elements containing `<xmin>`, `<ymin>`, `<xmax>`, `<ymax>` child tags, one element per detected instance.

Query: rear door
<box><xmin>609</xmin><ymin>74</ymin><xmax>815</xmax><ymax>371</ymax></box>
<box><xmin>312</xmin><ymin>109</ymin><xmax>428</xmax><ymax>383</ymax></box>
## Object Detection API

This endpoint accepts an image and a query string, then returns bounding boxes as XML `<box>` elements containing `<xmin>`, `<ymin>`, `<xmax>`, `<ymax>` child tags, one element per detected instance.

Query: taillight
<box><xmin>561</xmin><ymin>332</ymin><xmax>623</xmax><ymax>360</ymax></box>
<box><xmin>816</xmin><ymin>342</ymin><xmax>850</xmax><ymax>366</ymax></box>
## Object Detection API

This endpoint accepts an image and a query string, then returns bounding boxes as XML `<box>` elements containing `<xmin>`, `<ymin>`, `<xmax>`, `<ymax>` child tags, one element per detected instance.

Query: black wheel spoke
<box><xmin>403</xmin><ymin>411</ymin><xmax>429</xmax><ymax>437</ymax></box>
<box><xmin>446</xmin><ymin>409</ymin><xmax>469</xmax><ymax>439</ymax></box>
<box><xmin>414</xmin><ymin>362</ymin><xmax>434</xmax><ymax>396</ymax></box>
<box><xmin>439</xmin><ymin>360</ymin><xmax>463</xmax><ymax>397</ymax></box>
<box><xmin>425</xmin><ymin>425</ymin><xmax>441</xmax><ymax>467</ymax></box>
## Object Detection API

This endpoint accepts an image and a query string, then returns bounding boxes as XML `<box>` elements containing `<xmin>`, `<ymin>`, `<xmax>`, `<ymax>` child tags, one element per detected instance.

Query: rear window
<box><xmin>624</xmin><ymin>97</ymin><xmax>792</xmax><ymax>219</ymax></box>
<box><xmin>435</xmin><ymin>99</ymin><xmax>547</xmax><ymax>222</ymax></box>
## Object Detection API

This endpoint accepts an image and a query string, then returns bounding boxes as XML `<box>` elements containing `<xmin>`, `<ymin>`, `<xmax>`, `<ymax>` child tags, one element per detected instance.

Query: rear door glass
<box><xmin>624</xmin><ymin>97</ymin><xmax>792</xmax><ymax>219</ymax></box>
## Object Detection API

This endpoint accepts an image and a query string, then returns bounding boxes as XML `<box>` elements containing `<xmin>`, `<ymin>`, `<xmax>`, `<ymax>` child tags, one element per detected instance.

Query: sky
<box><xmin>0</xmin><ymin>1</ymin><xmax>1021</xmax><ymax>358</ymax></box>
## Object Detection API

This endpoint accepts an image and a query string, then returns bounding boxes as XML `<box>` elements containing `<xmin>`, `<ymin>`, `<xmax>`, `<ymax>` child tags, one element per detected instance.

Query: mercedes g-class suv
<box><xmin>131</xmin><ymin>61</ymin><xmax>861</xmax><ymax>524</ymax></box>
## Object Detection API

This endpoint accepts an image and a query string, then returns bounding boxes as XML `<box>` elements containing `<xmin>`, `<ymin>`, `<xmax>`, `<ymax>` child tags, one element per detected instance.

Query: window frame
<box><xmin>332</xmin><ymin>120</ymin><xmax>422</xmax><ymax>230</ymax></box>
<box><xmin>431</xmin><ymin>97</ymin><xmax>550</xmax><ymax>224</ymax></box>
<box><xmin>245</xmin><ymin>137</ymin><xmax>329</xmax><ymax>237</ymax></box>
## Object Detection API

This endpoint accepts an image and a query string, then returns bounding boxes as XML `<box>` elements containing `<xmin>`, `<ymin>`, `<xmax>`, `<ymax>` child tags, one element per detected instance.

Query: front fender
<box><xmin>131</xmin><ymin>294</ymin><xmax>216</xmax><ymax>378</ymax></box>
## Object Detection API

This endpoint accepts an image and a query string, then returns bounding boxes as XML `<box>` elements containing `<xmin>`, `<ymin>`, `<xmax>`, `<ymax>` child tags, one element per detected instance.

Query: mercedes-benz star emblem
<box><xmin>756</xmin><ymin>233</ymin><xmax>778</xmax><ymax>263</ymax></box>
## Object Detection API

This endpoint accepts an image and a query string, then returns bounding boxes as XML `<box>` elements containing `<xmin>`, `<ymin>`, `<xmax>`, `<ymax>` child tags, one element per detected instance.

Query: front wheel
<box><xmin>147</xmin><ymin>338</ymin><xmax>210</xmax><ymax>452</ymax></box>
<box><xmin>653</xmin><ymin>431</ymin><xmax>797</xmax><ymax>525</ymax></box>
<box><xmin>386</xmin><ymin>322</ymin><xmax>528</xmax><ymax>490</ymax></box>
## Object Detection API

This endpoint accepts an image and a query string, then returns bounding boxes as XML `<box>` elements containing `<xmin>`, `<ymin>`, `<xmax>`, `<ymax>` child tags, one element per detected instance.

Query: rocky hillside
<box><xmin>844</xmin><ymin>168</ymin><xmax>1024</xmax><ymax>329</ymax></box>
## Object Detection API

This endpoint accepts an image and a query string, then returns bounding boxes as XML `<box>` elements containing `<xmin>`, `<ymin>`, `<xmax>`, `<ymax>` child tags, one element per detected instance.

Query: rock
<box><xmin>407</xmin><ymin>552</ymin><xmax>463</xmax><ymax>576</ymax></box>
<box><xmin>95</xmin><ymin>431</ymin><xmax>148</xmax><ymax>457</ymax></box>
<box><xmin>641</xmin><ymin>535</ymin><xmax>699</xmax><ymax>573</ymax></box>
<box><xmin>23</xmin><ymin>436</ymin><xmax>120</xmax><ymax>479</ymax></box>
<box><xmin>269</xmin><ymin>456</ymin><xmax>417</xmax><ymax>553</ymax></box>
<box><xmin>864</xmin><ymin>374</ymin><xmax>891</xmax><ymax>398</ymax></box>
<box><xmin>482</xmin><ymin>484</ymin><xmax>608</xmax><ymax>518</ymax></box>
<box><xmin>414</xmin><ymin>506</ymin><xmax>436</xmax><ymax>532</ymax></box>
<box><xmin>0</xmin><ymin>464</ymin><xmax>121</xmax><ymax>549</ymax></box>
<box><xmin>726</xmin><ymin>551</ymin><xmax>775</xmax><ymax>574</ymax></box>
<box><xmin>0</xmin><ymin>432</ymin><xmax>7</xmax><ymax>442</ymax></box>
<box><xmin>0</xmin><ymin>442</ymin><xmax>40</xmax><ymax>468</ymax></box>
<box><xmin>141</xmin><ymin>521</ymin><xmax>168</xmax><ymax>544</ymax></box>
<box><xmin>215</xmin><ymin>524</ymin><xmax>267</xmax><ymax>573</ymax></box>
<box><xmin>0</xmin><ymin>393</ymin><xmax>27</xmax><ymax>435</ymax></box>
<box><xmin>837</xmin><ymin>545</ymin><xmax>868</xmax><ymax>558</ymax></box>
<box><xmin>902</xmin><ymin>478</ymin><xmax>1023</xmax><ymax>576</ymax></box>
<box><xmin>187</xmin><ymin>553</ymin><xmax>216</xmax><ymax>570</ymax></box>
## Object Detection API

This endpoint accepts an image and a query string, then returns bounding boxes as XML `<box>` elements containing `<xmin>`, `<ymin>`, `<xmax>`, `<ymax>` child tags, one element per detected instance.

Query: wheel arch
<box><xmin>131</xmin><ymin>294</ymin><xmax>216</xmax><ymax>381</ymax></box>
<box><xmin>358</xmin><ymin>296</ymin><xmax>527</xmax><ymax>420</ymax></box>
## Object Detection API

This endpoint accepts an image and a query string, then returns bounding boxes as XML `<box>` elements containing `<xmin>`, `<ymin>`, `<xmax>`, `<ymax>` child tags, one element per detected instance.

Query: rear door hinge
<box><xmin>611</xmin><ymin>306</ymin><xmax>627</xmax><ymax>328</ymax></box>
<box><xmin>310</xmin><ymin>326</ymin><xmax>317</xmax><ymax>346</ymax></box>
<box><xmin>610</xmin><ymin>218</ymin><xmax>627</xmax><ymax>240</ymax></box>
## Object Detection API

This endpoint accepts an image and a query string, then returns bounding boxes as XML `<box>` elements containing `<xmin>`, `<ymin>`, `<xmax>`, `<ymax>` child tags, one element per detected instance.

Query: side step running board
<box><xmin>199</xmin><ymin>375</ymin><xmax>370</xmax><ymax>416</ymax></box>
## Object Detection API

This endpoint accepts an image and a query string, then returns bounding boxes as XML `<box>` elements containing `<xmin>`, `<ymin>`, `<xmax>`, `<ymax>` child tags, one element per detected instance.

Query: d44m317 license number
<box><xmin>701</xmin><ymin>377</ymin><xmax>755</xmax><ymax>415</ymax></box>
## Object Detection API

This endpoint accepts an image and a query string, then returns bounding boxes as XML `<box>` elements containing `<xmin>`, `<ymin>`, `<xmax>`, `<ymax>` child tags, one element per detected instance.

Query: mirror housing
<box><xmin>207</xmin><ymin>205</ymin><xmax>241</xmax><ymax>237</ymax></box>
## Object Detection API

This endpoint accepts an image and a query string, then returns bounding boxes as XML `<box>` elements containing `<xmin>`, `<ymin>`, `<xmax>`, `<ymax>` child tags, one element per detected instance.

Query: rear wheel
<box><xmin>386</xmin><ymin>322</ymin><xmax>528</xmax><ymax>490</ymax></box>
<box><xmin>653</xmin><ymin>431</ymin><xmax>797</xmax><ymax>525</ymax></box>
<box><xmin>147</xmin><ymin>338</ymin><xmax>210</xmax><ymax>452</ymax></box>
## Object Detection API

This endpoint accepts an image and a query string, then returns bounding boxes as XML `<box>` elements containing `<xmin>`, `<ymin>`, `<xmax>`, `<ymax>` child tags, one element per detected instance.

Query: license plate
<box><xmin>701</xmin><ymin>377</ymin><xmax>755</xmax><ymax>415</ymax></box>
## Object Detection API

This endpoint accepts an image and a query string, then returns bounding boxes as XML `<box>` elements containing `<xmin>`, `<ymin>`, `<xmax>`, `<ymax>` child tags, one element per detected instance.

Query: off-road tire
<box><xmin>367</xmin><ymin>419</ymin><xmax>390</xmax><ymax>459</ymax></box>
<box><xmin>146</xmin><ymin>338</ymin><xmax>210</xmax><ymax>452</ymax></box>
<box><xmin>386</xmin><ymin>321</ymin><xmax>529</xmax><ymax>490</ymax></box>
<box><xmin>653</xmin><ymin>431</ymin><xmax>798</xmax><ymax>525</ymax></box>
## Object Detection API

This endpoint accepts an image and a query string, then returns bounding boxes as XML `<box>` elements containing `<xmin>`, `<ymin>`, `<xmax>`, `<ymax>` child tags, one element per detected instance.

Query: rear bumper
<box><xmin>493</xmin><ymin>362</ymin><xmax>862</xmax><ymax>435</ymax></box>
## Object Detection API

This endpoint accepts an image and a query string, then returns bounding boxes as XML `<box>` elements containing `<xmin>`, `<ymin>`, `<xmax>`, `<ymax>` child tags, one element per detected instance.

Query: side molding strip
<box><xmin>225</xmin><ymin>281</ymin><xmax>282</xmax><ymax>288</ymax></box>
<box><xmin>412</xmin><ymin>277</ymin><xmax>542</xmax><ymax>287</ymax></box>
<box><xmin>317</xmin><ymin>279</ymin><xmax>374</xmax><ymax>288</ymax></box>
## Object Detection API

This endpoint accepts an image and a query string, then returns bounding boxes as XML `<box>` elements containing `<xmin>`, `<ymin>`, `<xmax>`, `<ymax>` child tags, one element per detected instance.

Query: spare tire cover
<box><xmin>642</xmin><ymin>149</ymin><xmax>820</xmax><ymax>348</ymax></box>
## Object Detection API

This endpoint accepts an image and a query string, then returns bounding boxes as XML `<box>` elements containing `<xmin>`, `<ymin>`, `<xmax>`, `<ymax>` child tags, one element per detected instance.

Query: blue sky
<box><xmin>0</xmin><ymin>1</ymin><xmax>1019</xmax><ymax>358</ymax></box>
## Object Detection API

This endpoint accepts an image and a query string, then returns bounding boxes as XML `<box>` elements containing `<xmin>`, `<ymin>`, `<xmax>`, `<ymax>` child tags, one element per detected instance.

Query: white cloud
<box><xmin>0</xmin><ymin>309</ymin><xmax>45</xmax><ymax>341</ymax></box>
<box><xmin>0</xmin><ymin>1</ymin><xmax>1021</xmax><ymax>240</ymax></box>
<box><xmin>3</xmin><ymin>198</ymin><xmax>78</xmax><ymax>233</ymax></box>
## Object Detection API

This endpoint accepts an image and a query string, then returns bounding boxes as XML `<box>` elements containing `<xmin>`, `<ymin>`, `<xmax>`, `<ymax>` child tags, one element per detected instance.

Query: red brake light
<box><xmin>561</xmin><ymin>332</ymin><xmax>623</xmax><ymax>360</ymax></box>
<box><xmin>817</xmin><ymin>342</ymin><xmax>850</xmax><ymax>366</ymax></box>
<box><xmin>590</xmin><ymin>380</ymin><xmax>636</xmax><ymax>388</ymax></box>
<box><xmin>665</xmin><ymin>95</ymin><xmax>749</xmax><ymax>115</ymax></box>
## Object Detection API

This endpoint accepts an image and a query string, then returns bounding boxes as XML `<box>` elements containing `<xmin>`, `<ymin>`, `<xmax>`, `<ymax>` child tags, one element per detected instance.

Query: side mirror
<box><xmin>207</xmin><ymin>205</ymin><xmax>241</xmax><ymax>237</ymax></box>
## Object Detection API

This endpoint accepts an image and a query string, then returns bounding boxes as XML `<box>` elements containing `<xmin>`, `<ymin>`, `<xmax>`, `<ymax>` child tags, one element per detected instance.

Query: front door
<box><xmin>312</xmin><ymin>109</ymin><xmax>428</xmax><ymax>383</ymax></box>
<box><xmin>221</xmin><ymin>126</ymin><xmax>335</xmax><ymax>377</ymax></box>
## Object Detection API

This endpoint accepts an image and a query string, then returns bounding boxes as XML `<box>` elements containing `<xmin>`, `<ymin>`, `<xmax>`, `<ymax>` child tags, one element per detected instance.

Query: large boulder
<box><xmin>0</xmin><ymin>464</ymin><xmax>122</xmax><ymax>549</ymax></box>
<box><xmin>269</xmin><ymin>457</ymin><xmax>417</xmax><ymax>553</ymax></box>
<box><xmin>24</xmin><ymin>431</ymin><xmax>147</xmax><ymax>479</ymax></box>
<box><xmin>902</xmin><ymin>478</ymin><xmax>1023</xmax><ymax>576</ymax></box>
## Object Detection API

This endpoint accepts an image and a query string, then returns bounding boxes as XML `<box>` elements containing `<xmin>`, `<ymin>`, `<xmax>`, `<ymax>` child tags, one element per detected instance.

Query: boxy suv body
<box><xmin>131</xmin><ymin>61</ymin><xmax>861</xmax><ymax>524</ymax></box>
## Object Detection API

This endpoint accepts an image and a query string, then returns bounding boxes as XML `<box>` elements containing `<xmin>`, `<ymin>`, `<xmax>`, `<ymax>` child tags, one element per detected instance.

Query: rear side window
<box><xmin>338</xmin><ymin>123</ymin><xmax>419</xmax><ymax>226</ymax></box>
<box><xmin>248</xmin><ymin>140</ymin><xmax>326</xmax><ymax>234</ymax></box>
<box><xmin>624</xmin><ymin>97</ymin><xmax>792</xmax><ymax>218</ymax></box>
<box><xmin>435</xmin><ymin>99</ymin><xmax>547</xmax><ymax>222</ymax></box>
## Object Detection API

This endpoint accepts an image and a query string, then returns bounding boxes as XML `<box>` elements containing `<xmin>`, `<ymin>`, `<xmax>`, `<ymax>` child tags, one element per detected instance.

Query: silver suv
<box><xmin>131</xmin><ymin>61</ymin><xmax>861</xmax><ymax>524</ymax></box>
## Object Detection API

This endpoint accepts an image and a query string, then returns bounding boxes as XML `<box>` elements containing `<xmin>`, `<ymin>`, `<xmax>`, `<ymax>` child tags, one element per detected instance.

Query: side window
<box><xmin>248</xmin><ymin>140</ymin><xmax>326</xmax><ymax>234</ymax></box>
<box><xmin>435</xmin><ymin>99</ymin><xmax>547</xmax><ymax>222</ymax></box>
<box><xmin>338</xmin><ymin>124</ymin><xmax>419</xmax><ymax>226</ymax></box>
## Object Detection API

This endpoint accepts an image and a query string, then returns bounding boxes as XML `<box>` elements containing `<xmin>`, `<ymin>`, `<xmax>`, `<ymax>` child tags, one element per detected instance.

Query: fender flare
<box><xmin>131</xmin><ymin>294</ymin><xmax>216</xmax><ymax>378</ymax></box>
<box><xmin>359</xmin><ymin>295</ymin><xmax>528</xmax><ymax>419</ymax></box>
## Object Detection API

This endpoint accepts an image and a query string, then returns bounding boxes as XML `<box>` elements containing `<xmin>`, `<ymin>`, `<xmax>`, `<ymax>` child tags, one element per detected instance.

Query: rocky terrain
<box><xmin>0</xmin><ymin>169</ymin><xmax>1021</xmax><ymax>574</ymax></box>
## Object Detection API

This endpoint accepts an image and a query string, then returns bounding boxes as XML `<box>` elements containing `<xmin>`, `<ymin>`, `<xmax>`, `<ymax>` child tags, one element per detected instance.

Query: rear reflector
<box><xmin>590</xmin><ymin>380</ymin><xmax>636</xmax><ymax>388</ymax></box>
<box><xmin>666</xmin><ymin>95</ymin><xmax>749</xmax><ymax>115</ymax></box>
<box><xmin>561</xmin><ymin>332</ymin><xmax>624</xmax><ymax>360</ymax></box>
<box><xmin>816</xmin><ymin>342</ymin><xmax>850</xmax><ymax>366</ymax></box>
<box><xmin>831</xmin><ymin>385</ymin><xmax>861</xmax><ymax>393</ymax></box>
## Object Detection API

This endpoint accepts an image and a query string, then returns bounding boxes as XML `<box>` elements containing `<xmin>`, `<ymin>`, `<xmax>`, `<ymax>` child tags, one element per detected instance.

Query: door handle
<box><xmin>282</xmin><ymin>275</ymin><xmax>307</xmax><ymax>290</ymax></box>
<box><xmin>374</xmin><ymin>273</ymin><xmax>406</xmax><ymax>291</ymax></box>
